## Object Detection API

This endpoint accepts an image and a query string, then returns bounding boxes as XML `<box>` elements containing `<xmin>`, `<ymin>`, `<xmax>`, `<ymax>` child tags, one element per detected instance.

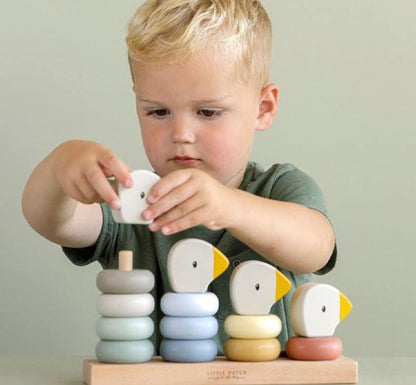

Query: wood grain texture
<box><xmin>83</xmin><ymin>356</ymin><xmax>358</xmax><ymax>385</ymax></box>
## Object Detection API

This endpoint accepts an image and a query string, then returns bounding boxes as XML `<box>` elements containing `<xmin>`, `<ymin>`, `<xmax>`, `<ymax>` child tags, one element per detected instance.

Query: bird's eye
<box><xmin>192</xmin><ymin>261</ymin><xmax>197</xmax><ymax>268</ymax></box>
<box><xmin>322</xmin><ymin>305</ymin><xmax>326</xmax><ymax>313</ymax></box>
<box><xmin>255</xmin><ymin>283</ymin><xmax>260</xmax><ymax>291</ymax></box>
<box><xmin>140</xmin><ymin>192</ymin><xmax>145</xmax><ymax>199</ymax></box>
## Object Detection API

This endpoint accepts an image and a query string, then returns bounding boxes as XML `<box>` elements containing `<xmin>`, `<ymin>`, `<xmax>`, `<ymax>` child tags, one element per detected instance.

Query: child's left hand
<box><xmin>142</xmin><ymin>169</ymin><xmax>237</xmax><ymax>235</ymax></box>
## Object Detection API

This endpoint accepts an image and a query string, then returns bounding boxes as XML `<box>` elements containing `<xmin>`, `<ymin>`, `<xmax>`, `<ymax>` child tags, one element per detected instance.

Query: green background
<box><xmin>1</xmin><ymin>0</ymin><xmax>415</xmax><ymax>358</ymax></box>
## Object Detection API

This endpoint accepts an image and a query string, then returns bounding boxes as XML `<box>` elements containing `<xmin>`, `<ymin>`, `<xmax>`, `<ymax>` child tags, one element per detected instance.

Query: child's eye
<box><xmin>198</xmin><ymin>109</ymin><xmax>222</xmax><ymax>118</ymax></box>
<box><xmin>146</xmin><ymin>108</ymin><xmax>170</xmax><ymax>118</ymax></box>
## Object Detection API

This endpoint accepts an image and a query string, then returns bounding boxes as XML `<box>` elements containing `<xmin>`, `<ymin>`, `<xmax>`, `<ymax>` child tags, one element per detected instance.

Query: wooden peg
<box><xmin>118</xmin><ymin>250</ymin><xmax>133</xmax><ymax>271</ymax></box>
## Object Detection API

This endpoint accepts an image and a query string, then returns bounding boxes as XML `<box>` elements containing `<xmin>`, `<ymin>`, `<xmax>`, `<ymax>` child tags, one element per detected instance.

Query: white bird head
<box><xmin>167</xmin><ymin>238</ymin><xmax>229</xmax><ymax>293</ymax></box>
<box><xmin>229</xmin><ymin>260</ymin><xmax>291</xmax><ymax>315</ymax></box>
<box><xmin>290</xmin><ymin>282</ymin><xmax>353</xmax><ymax>337</ymax></box>
<box><xmin>111</xmin><ymin>169</ymin><xmax>160</xmax><ymax>224</ymax></box>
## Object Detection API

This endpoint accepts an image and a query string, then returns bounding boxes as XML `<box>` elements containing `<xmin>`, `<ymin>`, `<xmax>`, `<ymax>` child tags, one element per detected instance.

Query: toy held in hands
<box><xmin>111</xmin><ymin>170</ymin><xmax>160</xmax><ymax>224</ymax></box>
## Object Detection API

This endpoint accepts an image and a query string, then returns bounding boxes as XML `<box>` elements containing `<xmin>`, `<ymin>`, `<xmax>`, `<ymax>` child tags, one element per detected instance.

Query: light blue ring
<box><xmin>160</xmin><ymin>316</ymin><xmax>218</xmax><ymax>340</ymax></box>
<box><xmin>161</xmin><ymin>292</ymin><xmax>219</xmax><ymax>316</ymax></box>
<box><xmin>160</xmin><ymin>339</ymin><xmax>217</xmax><ymax>362</ymax></box>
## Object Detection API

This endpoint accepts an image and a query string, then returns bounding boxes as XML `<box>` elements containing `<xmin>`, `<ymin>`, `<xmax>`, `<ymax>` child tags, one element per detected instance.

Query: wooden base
<box><xmin>83</xmin><ymin>356</ymin><xmax>358</xmax><ymax>385</ymax></box>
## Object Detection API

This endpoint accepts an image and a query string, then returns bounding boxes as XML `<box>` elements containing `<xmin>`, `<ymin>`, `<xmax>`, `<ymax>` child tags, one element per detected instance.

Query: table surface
<box><xmin>0</xmin><ymin>356</ymin><xmax>415</xmax><ymax>385</ymax></box>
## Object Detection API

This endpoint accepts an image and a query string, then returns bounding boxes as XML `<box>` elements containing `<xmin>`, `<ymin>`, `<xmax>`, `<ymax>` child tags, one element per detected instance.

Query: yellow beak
<box><xmin>275</xmin><ymin>270</ymin><xmax>292</xmax><ymax>301</ymax></box>
<box><xmin>339</xmin><ymin>292</ymin><xmax>353</xmax><ymax>322</ymax></box>
<box><xmin>213</xmin><ymin>247</ymin><xmax>229</xmax><ymax>278</ymax></box>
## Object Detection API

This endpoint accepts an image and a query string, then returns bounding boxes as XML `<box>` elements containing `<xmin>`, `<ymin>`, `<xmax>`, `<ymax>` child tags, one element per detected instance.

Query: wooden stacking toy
<box><xmin>160</xmin><ymin>238</ymin><xmax>229</xmax><ymax>362</ymax></box>
<box><xmin>83</xmin><ymin>169</ymin><xmax>359</xmax><ymax>383</ymax></box>
<box><xmin>95</xmin><ymin>250</ymin><xmax>155</xmax><ymax>363</ymax></box>
<box><xmin>224</xmin><ymin>261</ymin><xmax>291</xmax><ymax>362</ymax></box>
<box><xmin>111</xmin><ymin>169</ymin><xmax>160</xmax><ymax>224</ymax></box>
<box><xmin>286</xmin><ymin>282</ymin><xmax>353</xmax><ymax>361</ymax></box>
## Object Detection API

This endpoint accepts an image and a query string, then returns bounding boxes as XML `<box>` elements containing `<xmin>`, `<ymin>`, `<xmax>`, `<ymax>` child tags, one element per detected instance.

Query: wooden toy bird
<box><xmin>160</xmin><ymin>239</ymin><xmax>230</xmax><ymax>362</ymax></box>
<box><xmin>229</xmin><ymin>260</ymin><xmax>291</xmax><ymax>315</ymax></box>
<box><xmin>167</xmin><ymin>238</ymin><xmax>229</xmax><ymax>293</ymax></box>
<box><xmin>290</xmin><ymin>282</ymin><xmax>353</xmax><ymax>337</ymax></box>
<box><xmin>287</xmin><ymin>282</ymin><xmax>353</xmax><ymax>361</ymax></box>
<box><xmin>224</xmin><ymin>260</ymin><xmax>291</xmax><ymax>362</ymax></box>
<box><xmin>111</xmin><ymin>169</ymin><xmax>160</xmax><ymax>224</ymax></box>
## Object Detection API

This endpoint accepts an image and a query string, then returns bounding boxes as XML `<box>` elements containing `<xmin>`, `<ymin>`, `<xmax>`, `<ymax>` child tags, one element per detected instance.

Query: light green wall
<box><xmin>1</xmin><ymin>0</ymin><xmax>415</xmax><ymax>357</ymax></box>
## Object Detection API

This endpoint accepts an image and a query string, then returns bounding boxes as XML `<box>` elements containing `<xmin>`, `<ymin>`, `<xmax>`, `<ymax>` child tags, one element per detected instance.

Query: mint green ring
<box><xmin>96</xmin><ymin>317</ymin><xmax>154</xmax><ymax>340</ymax></box>
<box><xmin>95</xmin><ymin>340</ymin><xmax>154</xmax><ymax>363</ymax></box>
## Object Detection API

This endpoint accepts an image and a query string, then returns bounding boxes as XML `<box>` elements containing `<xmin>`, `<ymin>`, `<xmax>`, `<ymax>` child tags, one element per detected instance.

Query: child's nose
<box><xmin>171</xmin><ymin>117</ymin><xmax>195</xmax><ymax>144</ymax></box>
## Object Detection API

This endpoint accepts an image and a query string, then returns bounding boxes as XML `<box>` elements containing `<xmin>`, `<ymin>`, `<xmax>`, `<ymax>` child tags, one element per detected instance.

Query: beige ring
<box><xmin>224</xmin><ymin>314</ymin><xmax>282</xmax><ymax>339</ymax></box>
<box><xmin>224</xmin><ymin>338</ymin><xmax>281</xmax><ymax>362</ymax></box>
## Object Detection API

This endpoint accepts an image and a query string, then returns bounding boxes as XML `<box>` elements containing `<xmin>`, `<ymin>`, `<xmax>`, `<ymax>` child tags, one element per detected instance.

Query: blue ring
<box><xmin>160</xmin><ymin>339</ymin><xmax>217</xmax><ymax>362</ymax></box>
<box><xmin>161</xmin><ymin>292</ymin><xmax>218</xmax><ymax>316</ymax></box>
<box><xmin>160</xmin><ymin>316</ymin><xmax>218</xmax><ymax>339</ymax></box>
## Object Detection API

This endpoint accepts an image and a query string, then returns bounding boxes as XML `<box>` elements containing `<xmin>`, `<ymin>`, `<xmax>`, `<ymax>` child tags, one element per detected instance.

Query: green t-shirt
<box><xmin>63</xmin><ymin>162</ymin><xmax>336</xmax><ymax>353</ymax></box>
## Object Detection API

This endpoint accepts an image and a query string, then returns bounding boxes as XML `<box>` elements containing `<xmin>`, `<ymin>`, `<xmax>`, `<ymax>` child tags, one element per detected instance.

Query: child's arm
<box><xmin>142</xmin><ymin>168</ymin><xmax>334</xmax><ymax>274</ymax></box>
<box><xmin>22</xmin><ymin>140</ymin><xmax>132</xmax><ymax>248</ymax></box>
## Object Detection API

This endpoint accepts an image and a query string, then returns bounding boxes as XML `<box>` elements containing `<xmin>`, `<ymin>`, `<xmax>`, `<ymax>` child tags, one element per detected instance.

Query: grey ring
<box><xmin>96</xmin><ymin>269</ymin><xmax>155</xmax><ymax>294</ymax></box>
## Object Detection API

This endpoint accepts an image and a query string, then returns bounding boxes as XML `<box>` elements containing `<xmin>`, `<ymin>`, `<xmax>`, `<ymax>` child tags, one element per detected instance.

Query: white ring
<box><xmin>97</xmin><ymin>294</ymin><xmax>154</xmax><ymax>317</ymax></box>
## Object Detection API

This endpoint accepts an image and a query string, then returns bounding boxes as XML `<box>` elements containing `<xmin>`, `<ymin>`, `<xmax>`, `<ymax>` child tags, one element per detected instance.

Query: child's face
<box><xmin>131</xmin><ymin>54</ymin><xmax>269</xmax><ymax>188</ymax></box>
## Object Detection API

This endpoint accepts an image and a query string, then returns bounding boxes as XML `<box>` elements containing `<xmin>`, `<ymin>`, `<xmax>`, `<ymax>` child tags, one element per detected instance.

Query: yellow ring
<box><xmin>224</xmin><ymin>314</ymin><xmax>282</xmax><ymax>339</ymax></box>
<box><xmin>224</xmin><ymin>338</ymin><xmax>281</xmax><ymax>361</ymax></box>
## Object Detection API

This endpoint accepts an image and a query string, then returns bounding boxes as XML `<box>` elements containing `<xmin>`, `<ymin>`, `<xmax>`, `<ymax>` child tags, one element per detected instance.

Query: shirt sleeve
<box><xmin>269</xmin><ymin>164</ymin><xmax>337</xmax><ymax>275</ymax></box>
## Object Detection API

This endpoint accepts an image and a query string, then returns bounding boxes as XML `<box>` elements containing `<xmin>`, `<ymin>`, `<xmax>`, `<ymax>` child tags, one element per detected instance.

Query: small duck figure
<box><xmin>286</xmin><ymin>282</ymin><xmax>353</xmax><ymax>361</ymax></box>
<box><xmin>160</xmin><ymin>238</ymin><xmax>229</xmax><ymax>362</ymax></box>
<box><xmin>224</xmin><ymin>260</ymin><xmax>291</xmax><ymax>362</ymax></box>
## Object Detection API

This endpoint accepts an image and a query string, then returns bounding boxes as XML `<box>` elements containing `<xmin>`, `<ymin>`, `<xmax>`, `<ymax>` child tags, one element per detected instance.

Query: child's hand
<box><xmin>142</xmin><ymin>169</ymin><xmax>236</xmax><ymax>235</ymax></box>
<box><xmin>52</xmin><ymin>140</ymin><xmax>133</xmax><ymax>210</ymax></box>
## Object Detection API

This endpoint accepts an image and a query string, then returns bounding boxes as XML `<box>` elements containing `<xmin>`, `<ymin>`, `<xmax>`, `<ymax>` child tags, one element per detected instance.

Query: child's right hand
<box><xmin>52</xmin><ymin>140</ymin><xmax>133</xmax><ymax>210</ymax></box>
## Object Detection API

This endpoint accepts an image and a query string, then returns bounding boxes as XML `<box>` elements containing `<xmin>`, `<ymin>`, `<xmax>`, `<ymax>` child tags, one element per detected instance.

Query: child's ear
<box><xmin>256</xmin><ymin>83</ymin><xmax>278</xmax><ymax>131</ymax></box>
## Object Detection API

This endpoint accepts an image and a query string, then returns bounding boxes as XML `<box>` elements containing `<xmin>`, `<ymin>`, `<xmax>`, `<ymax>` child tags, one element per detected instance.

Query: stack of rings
<box><xmin>95</xmin><ymin>251</ymin><xmax>155</xmax><ymax>363</ymax></box>
<box><xmin>224</xmin><ymin>314</ymin><xmax>282</xmax><ymax>361</ymax></box>
<box><xmin>160</xmin><ymin>292</ymin><xmax>219</xmax><ymax>362</ymax></box>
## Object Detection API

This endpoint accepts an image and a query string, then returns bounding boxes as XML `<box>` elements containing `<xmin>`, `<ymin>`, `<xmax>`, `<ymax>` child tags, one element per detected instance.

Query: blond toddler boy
<box><xmin>22</xmin><ymin>0</ymin><xmax>336</xmax><ymax>353</ymax></box>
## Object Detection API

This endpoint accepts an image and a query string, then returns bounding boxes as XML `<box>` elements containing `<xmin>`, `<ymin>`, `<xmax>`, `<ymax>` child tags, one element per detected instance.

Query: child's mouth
<box><xmin>172</xmin><ymin>156</ymin><xmax>201</xmax><ymax>166</ymax></box>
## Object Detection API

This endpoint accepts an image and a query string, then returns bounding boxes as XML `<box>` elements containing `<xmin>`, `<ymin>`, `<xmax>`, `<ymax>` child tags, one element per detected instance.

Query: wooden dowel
<box><xmin>118</xmin><ymin>250</ymin><xmax>133</xmax><ymax>271</ymax></box>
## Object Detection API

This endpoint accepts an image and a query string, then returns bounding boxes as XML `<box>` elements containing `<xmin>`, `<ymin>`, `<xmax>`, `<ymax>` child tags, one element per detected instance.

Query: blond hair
<box><xmin>126</xmin><ymin>0</ymin><xmax>272</xmax><ymax>88</ymax></box>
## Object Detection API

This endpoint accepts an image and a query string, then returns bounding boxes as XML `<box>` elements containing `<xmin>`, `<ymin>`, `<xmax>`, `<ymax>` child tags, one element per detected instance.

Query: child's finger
<box><xmin>159</xmin><ymin>208</ymin><xmax>204</xmax><ymax>235</ymax></box>
<box><xmin>84</xmin><ymin>166</ymin><xmax>121</xmax><ymax>209</ymax></box>
<box><xmin>98</xmin><ymin>151</ymin><xmax>133</xmax><ymax>188</ymax></box>
<box><xmin>148</xmin><ymin>194</ymin><xmax>202</xmax><ymax>231</ymax></box>
<box><xmin>147</xmin><ymin>169</ymin><xmax>192</xmax><ymax>203</ymax></box>
<box><xmin>76</xmin><ymin>174</ymin><xmax>103</xmax><ymax>203</ymax></box>
<box><xmin>144</xmin><ymin>179</ymin><xmax>196</xmax><ymax>220</ymax></box>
